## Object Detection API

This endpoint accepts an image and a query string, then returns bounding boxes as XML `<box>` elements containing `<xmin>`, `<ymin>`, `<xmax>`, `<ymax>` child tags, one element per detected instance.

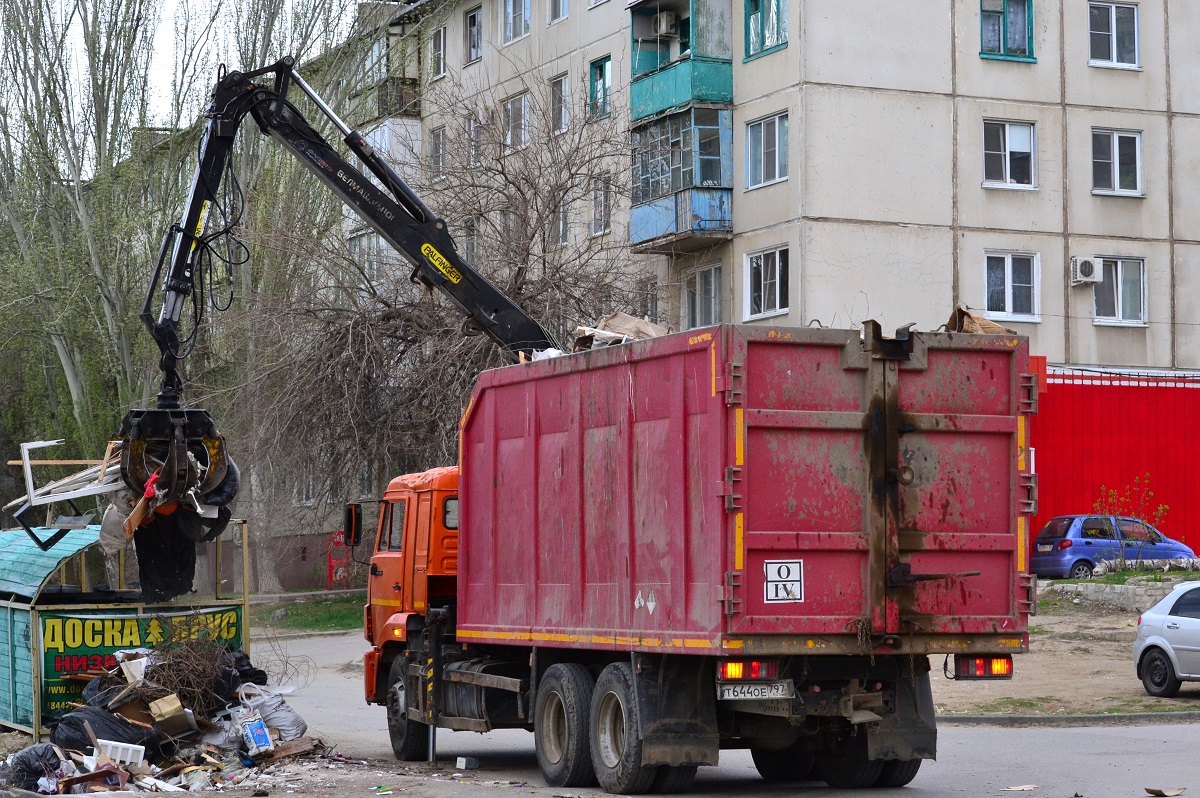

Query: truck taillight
<box><xmin>954</xmin><ymin>655</ymin><xmax>1013</xmax><ymax>679</ymax></box>
<box><xmin>1058</xmin><ymin>539</ymin><xmax>1073</xmax><ymax>550</ymax></box>
<box><xmin>718</xmin><ymin>660</ymin><xmax>779</xmax><ymax>680</ymax></box>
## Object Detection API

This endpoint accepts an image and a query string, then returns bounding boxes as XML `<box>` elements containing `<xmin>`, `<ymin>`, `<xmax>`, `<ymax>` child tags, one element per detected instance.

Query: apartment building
<box><xmin>361</xmin><ymin>0</ymin><xmax>1198</xmax><ymax>374</ymax></box>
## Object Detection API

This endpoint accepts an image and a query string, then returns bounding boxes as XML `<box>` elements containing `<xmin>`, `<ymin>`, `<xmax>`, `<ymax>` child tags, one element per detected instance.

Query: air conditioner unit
<box><xmin>1070</xmin><ymin>256</ymin><xmax>1102</xmax><ymax>285</ymax></box>
<box><xmin>652</xmin><ymin>11</ymin><xmax>678</xmax><ymax>36</ymax></box>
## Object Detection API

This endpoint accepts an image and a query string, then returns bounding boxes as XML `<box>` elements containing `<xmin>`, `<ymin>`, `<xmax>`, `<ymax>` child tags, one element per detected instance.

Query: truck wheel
<box><xmin>590</xmin><ymin>662</ymin><xmax>659</xmax><ymax>794</ymax></box>
<box><xmin>874</xmin><ymin>758</ymin><xmax>922</xmax><ymax>788</ymax></box>
<box><xmin>387</xmin><ymin>656</ymin><xmax>428</xmax><ymax>760</ymax></box>
<box><xmin>817</xmin><ymin>732</ymin><xmax>883</xmax><ymax>789</ymax></box>
<box><xmin>750</xmin><ymin>743</ymin><xmax>814</xmax><ymax>782</ymax></box>
<box><xmin>651</xmin><ymin>766</ymin><xmax>698</xmax><ymax>793</ymax></box>
<box><xmin>535</xmin><ymin>664</ymin><xmax>597</xmax><ymax>787</ymax></box>
<box><xmin>1141</xmin><ymin>648</ymin><xmax>1182</xmax><ymax>697</ymax></box>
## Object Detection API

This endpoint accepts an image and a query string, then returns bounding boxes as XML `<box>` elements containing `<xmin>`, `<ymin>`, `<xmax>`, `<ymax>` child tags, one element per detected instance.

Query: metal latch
<box><xmin>719</xmin><ymin>466</ymin><xmax>742</xmax><ymax>511</ymax></box>
<box><xmin>886</xmin><ymin>562</ymin><xmax>981</xmax><ymax>587</ymax></box>
<box><xmin>1019</xmin><ymin>472</ymin><xmax>1038</xmax><ymax>515</ymax></box>
<box><xmin>721</xmin><ymin>571</ymin><xmax>742</xmax><ymax>615</ymax></box>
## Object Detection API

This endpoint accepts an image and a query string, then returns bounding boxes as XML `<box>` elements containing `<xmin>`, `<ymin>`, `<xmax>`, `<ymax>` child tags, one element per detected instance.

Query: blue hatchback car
<box><xmin>1030</xmin><ymin>515</ymin><xmax>1195</xmax><ymax>579</ymax></box>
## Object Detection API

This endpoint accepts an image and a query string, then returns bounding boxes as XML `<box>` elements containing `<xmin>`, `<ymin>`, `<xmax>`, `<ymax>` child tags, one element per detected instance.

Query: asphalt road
<box><xmin>277</xmin><ymin>632</ymin><xmax>1200</xmax><ymax>795</ymax></box>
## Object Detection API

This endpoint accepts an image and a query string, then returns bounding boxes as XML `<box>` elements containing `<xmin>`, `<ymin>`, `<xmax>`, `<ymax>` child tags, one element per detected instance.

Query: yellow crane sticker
<box><xmin>422</xmin><ymin>243</ymin><xmax>462</xmax><ymax>284</ymax></box>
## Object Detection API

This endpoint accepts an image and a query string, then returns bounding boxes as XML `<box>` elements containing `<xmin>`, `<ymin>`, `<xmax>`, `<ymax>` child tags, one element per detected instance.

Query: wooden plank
<box><xmin>6</xmin><ymin>460</ymin><xmax>105</xmax><ymax>466</ymax></box>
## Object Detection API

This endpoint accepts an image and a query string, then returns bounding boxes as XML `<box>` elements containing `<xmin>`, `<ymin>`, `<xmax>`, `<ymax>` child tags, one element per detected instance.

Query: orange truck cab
<box><xmin>362</xmin><ymin>466</ymin><xmax>459</xmax><ymax>705</ymax></box>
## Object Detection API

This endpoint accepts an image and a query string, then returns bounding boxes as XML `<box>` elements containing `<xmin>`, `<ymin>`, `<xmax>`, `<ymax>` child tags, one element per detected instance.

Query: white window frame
<box><xmin>983</xmin><ymin>250</ymin><xmax>1040</xmax><ymax>322</ymax></box>
<box><xmin>744</xmin><ymin>246</ymin><xmax>789</xmax><ymax>320</ymax></box>
<box><xmin>683</xmin><ymin>264</ymin><xmax>722</xmax><ymax>329</ymax></box>
<box><xmin>431</xmin><ymin>26</ymin><xmax>447</xmax><ymax>78</ymax></box>
<box><xmin>550</xmin><ymin>74</ymin><xmax>569</xmax><ymax>134</ymax></box>
<box><xmin>552</xmin><ymin>194</ymin><xmax>570</xmax><ymax>245</ymax></box>
<box><xmin>462</xmin><ymin>217</ymin><xmax>480</xmax><ymax>264</ymax></box>
<box><xmin>503</xmin><ymin>0</ymin><xmax>530</xmax><ymax>43</ymax></box>
<box><xmin>365</xmin><ymin>37</ymin><xmax>387</xmax><ymax>85</ymax></box>
<box><xmin>429</xmin><ymin>125</ymin><xmax>447</xmax><ymax>179</ymax></box>
<box><xmin>465</xmin><ymin>6</ymin><xmax>483</xmax><ymax>63</ymax></box>
<box><xmin>1093</xmin><ymin>256</ymin><xmax>1146</xmax><ymax>326</ymax></box>
<box><xmin>349</xmin><ymin>229</ymin><xmax>386</xmax><ymax>284</ymax></box>
<box><xmin>503</xmin><ymin>92</ymin><xmax>529</xmax><ymax>152</ymax></box>
<box><xmin>982</xmin><ymin>120</ymin><xmax>1036</xmax><ymax>189</ymax></box>
<box><xmin>746</xmin><ymin>112</ymin><xmax>788</xmax><ymax>189</ymax></box>
<box><xmin>1092</xmin><ymin>128</ymin><xmax>1143</xmax><ymax>197</ymax></box>
<box><xmin>550</xmin><ymin>0</ymin><xmax>567</xmax><ymax>23</ymax></box>
<box><xmin>589</xmin><ymin>176</ymin><xmax>611</xmax><ymax>236</ymax></box>
<box><xmin>466</xmin><ymin>114</ymin><xmax>483</xmax><ymax>166</ymax></box>
<box><xmin>589</xmin><ymin>57</ymin><xmax>611</xmax><ymax>119</ymax></box>
<box><xmin>1089</xmin><ymin>2</ymin><xmax>1139</xmax><ymax>69</ymax></box>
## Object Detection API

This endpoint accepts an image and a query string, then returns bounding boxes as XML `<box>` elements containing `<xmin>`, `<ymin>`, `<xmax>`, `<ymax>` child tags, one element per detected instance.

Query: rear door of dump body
<box><xmin>724</xmin><ymin>322</ymin><xmax>1036</xmax><ymax>643</ymax></box>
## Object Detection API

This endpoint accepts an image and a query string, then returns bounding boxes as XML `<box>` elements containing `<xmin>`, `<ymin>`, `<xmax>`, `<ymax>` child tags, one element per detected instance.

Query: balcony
<box><xmin>376</xmin><ymin>77</ymin><xmax>421</xmax><ymax>119</ymax></box>
<box><xmin>630</xmin><ymin>188</ymin><xmax>732</xmax><ymax>254</ymax></box>
<box><xmin>629</xmin><ymin>57</ymin><xmax>732</xmax><ymax>121</ymax></box>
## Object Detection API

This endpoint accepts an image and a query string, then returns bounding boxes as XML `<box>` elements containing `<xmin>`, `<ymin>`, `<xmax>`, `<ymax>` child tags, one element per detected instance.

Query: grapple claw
<box><xmin>119</xmin><ymin>408</ymin><xmax>229</xmax><ymax>504</ymax></box>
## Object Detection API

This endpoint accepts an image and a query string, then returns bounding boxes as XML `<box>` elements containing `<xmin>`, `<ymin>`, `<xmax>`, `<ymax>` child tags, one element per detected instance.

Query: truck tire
<box><xmin>816</xmin><ymin>732</ymin><xmax>882</xmax><ymax>789</ymax></box>
<box><xmin>535</xmin><ymin>664</ymin><xmax>597</xmax><ymax>787</ymax></box>
<box><xmin>590</xmin><ymin>662</ymin><xmax>659</xmax><ymax>794</ymax></box>
<box><xmin>874</xmin><ymin>758</ymin><xmax>922</xmax><ymax>788</ymax></box>
<box><xmin>750</xmin><ymin>743</ymin><xmax>814</xmax><ymax>782</ymax></box>
<box><xmin>387</xmin><ymin>656</ymin><xmax>428</xmax><ymax>761</ymax></box>
<box><xmin>651</xmin><ymin>766</ymin><xmax>698</xmax><ymax>793</ymax></box>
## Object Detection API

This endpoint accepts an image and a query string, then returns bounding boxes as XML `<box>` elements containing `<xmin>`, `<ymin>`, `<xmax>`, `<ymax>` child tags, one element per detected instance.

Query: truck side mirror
<box><xmin>344</xmin><ymin>503</ymin><xmax>363</xmax><ymax>546</ymax></box>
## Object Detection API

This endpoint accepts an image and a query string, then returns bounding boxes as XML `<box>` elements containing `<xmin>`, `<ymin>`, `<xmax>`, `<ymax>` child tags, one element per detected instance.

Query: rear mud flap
<box><xmin>867</xmin><ymin>669</ymin><xmax>937</xmax><ymax>761</ymax></box>
<box><xmin>631</xmin><ymin>654</ymin><xmax>720</xmax><ymax>767</ymax></box>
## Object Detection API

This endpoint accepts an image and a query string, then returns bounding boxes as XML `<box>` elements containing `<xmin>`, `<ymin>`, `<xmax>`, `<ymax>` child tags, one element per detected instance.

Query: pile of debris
<box><xmin>0</xmin><ymin>637</ymin><xmax>316</xmax><ymax>793</ymax></box>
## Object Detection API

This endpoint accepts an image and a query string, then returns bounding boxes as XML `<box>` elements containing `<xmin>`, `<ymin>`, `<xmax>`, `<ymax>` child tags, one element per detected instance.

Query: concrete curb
<box><xmin>939</xmin><ymin>711</ymin><xmax>1200</xmax><ymax>727</ymax></box>
<box><xmin>249</xmin><ymin>628</ymin><xmax>360</xmax><ymax>641</ymax></box>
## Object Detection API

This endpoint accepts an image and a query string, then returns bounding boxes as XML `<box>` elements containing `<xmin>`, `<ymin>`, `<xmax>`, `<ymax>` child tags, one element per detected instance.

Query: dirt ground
<box><xmin>931</xmin><ymin>593</ymin><xmax>1200</xmax><ymax>716</ymax></box>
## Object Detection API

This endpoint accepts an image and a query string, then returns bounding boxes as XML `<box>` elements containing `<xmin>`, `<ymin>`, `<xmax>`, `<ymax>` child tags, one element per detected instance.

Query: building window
<box><xmin>462</xmin><ymin>217</ymin><xmax>479</xmax><ymax>264</ymax></box>
<box><xmin>747</xmin><ymin>112</ymin><xmax>788</xmax><ymax>188</ymax></box>
<box><xmin>589</xmin><ymin>176</ymin><xmax>611</xmax><ymax>235</ymax></box>
<box><xmin>503</xmin><ymin>0</ymin><xmax>530</xmax><ymax>43</ymax></box>
<box><xmin>981</xmin><ymin>0</ymin><xmax>1033</xmax><ymax>59</ymax></box>
<box><xmin>746</xmin><ymin>247</ymin><xmax>789</xmax><ymax>319</ymax></box>
<box><xmin>746</xmin><ymin>0</ymin><xmax>787</xmax><ymax>57</ymax></box>
<box><xmin>983</xmin><ymin>120</ymin><xmax>1034</xmax><ymax>187</ymax></box>
<box><xmin>431</xmin><ymin>26</ymin><xmax>446</xmax><ymax>78</ymax></box>
<box><xmin>1092</xmin><ymin>129</ymin><xmax>1142</xmax><ymax>195</ymax></box>
<box><xmin>466</xmin><ymin>114</ymin><xmax>483</xmax><ymax>166</ymax></box>
<box><xmin>465</xmin><ymin>7</ymin><xmax>483</xmax><ymax>63</ymax></box>
<box><xmin>365</xmin><ymin>37</ymin><xmax>388</xmax><ymax>85</ymax></box>
<box><xmin>552</xmin><ymin>194</ymin><xmax>570</xmax><ymax>245</ymax></box>
<box><xmin>1090</xmin><ymin>3</ymin><xmax>1137</xmax><ymax>67</ymax></box>
<box><xmin>550</xmin><ymin>0</ymin><xmax>567</xmax><ymax>23</ymax></box>
<box><xmin>683</xmin><ymin>264</ymin><xmax>721</xmax><ymax>328</ymax></box>
<box><xmin>503</xmin><ymin>92</ymin><xmax>529</xmax><ymax>151</ymax></box>
<box><xmin>1094</xmin><ymin>257</ymin><xmax>1145</xmax><ymax>323</ymax></box>
<box><xmin>551</xmin><ymin>74</ymin><xmax>569</xmax><ymax>133</ymax></box>
<box><xmin>589</xmin><ymin>56</ymin><xmax>611</xmax><ymax>118</ymax></box>
<box><xmin>349</xmin><ymin>229</ymin><xmax>387</xmax><ymax>283</ymax></box>
<box><xmin>985</xmin><ymin>251</ymin><xmax>1039</xmax><ymax>320</ymax></box>
<box><xmin>429</xmin><ymin>125</ymin><xmax>446</xmax><ymax>178</ymax></box>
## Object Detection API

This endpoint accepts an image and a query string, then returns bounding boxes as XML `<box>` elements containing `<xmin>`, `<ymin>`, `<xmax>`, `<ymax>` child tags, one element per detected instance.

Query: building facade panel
<box><xmin>801</xmin><ymin>220</ymin><xmax>952</xmax><ymax>332</ymax></box>
<box><xmin>802</xmin><ymin>86</ymin><xmax>953</xmax><ymax>227</ymax></box>
<box><xmin>952</xmin><ymin>0</ymin><xmax>1062</xmax><ymax>105</ymax></box>
<box><xmin>956</xmin><ymin>99</ymin><xmax>1064</xmax><ymax>233</ymax></box>
<box><xmin>1063</xmin><ymin>0</ymin><xmax>1167</xmax><ymax>112</ymax></box>
<box><xmin>1065</xmin><ymin>109</ymin><xmax>1169</xmax><ymax>240</ymax></box>
<box><xmin>803</xmin><ymin>0</ymin><xmax>952</xmax><ymax>95</ymax></box>
<box><xmin>1170</xmin><ymin>118</ymin><xmax>1200</xmax><ymax>242</ymax></box>
<box><xmin>1173</xmin><ymin>244</ymin><xmax>1200</xmax><ymax>369</ymax></box>
<box><xmin>1167</xmin><ymin>0</ymin><xmax>1200</xmax><ymax>114</ymax></box>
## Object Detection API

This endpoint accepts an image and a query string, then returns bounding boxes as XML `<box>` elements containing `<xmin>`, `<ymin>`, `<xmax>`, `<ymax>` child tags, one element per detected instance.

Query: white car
<box><xmin>1134</xmin><ymin>581</ymin><xmax>1200</xmax><ymax>697</ymax></box>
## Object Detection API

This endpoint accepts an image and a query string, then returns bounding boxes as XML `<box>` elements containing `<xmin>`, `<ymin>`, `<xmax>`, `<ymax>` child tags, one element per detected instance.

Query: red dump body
<box><xmin>458</xmin><ymin>324</ymin><xmax>1035</xmax><ymax>656</ymax></box>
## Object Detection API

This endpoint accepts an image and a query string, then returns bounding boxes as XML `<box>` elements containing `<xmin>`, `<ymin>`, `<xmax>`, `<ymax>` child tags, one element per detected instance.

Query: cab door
<box><xmin>368</xmin><ymin>498</ymin><xmax>408</xmax><ymax>643</ymax></box>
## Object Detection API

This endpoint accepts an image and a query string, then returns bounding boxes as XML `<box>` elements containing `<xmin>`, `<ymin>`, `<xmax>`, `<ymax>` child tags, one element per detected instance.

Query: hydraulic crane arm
<box><xmin>145</xmin><ymin>56</ymin><xmax>559</xmax><ymax>411</ymax></box>
<box><xmin>123</xmin><ymin>56</ymin><xmax>560</xmax><ymax>506</ymax></box>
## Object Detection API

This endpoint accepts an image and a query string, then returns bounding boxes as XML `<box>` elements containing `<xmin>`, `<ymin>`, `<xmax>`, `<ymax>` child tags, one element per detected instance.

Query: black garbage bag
<box><xmin>223</xmin><ymin>648</ymin><xmax>269</xmax><ymax>686</ymax></box>
<box><xmin>50</xmin><ymin>706</ymin><xmax>165</xmax><ymax>756</ymax></box>
<box><xmin>133</xmin><ymin>513</ymin><xmax>197</xmax><ymax>601</ymax></box>
<box><xmin>5</xmin><ymin>743</ymin><xmax>66</xmax><ymax>790</ymax></box>
<box><xmin>81</xmin><ymin>677</ymin><xmax>127</xmax><ymax>709</ymax></box>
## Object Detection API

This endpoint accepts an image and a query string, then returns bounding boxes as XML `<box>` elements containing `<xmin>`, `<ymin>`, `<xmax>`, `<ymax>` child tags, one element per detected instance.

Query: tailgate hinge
<box><xmin>1019</xmin><ymin>373</ymin><xmax>1039</xmax><ymax>415</ymax></box>
<box><xmin>718</xmin><ymin>361</ymin><xmax>744</xmax><ymax>406</ymax></box>
<box><xmin>1019</xmin><ymin>472</ymin><xmax>1038</xmax><ymax>515</ymax></box>
<box><xmin>722</xmin><ymin>571</ymin><xmax>742</xmax><ymax>615</ymax></box>
<box><xmin>718</xmin><ymin>466</ymin><xmax>743</xmax><ymax>511</ymax></box>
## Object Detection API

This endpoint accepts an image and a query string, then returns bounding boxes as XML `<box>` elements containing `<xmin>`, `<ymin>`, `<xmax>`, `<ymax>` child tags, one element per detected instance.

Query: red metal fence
<box><xmin>1031</xmin><ymin>367</ymin><xmax>1200</xmax><ymax>549</ymax></box>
